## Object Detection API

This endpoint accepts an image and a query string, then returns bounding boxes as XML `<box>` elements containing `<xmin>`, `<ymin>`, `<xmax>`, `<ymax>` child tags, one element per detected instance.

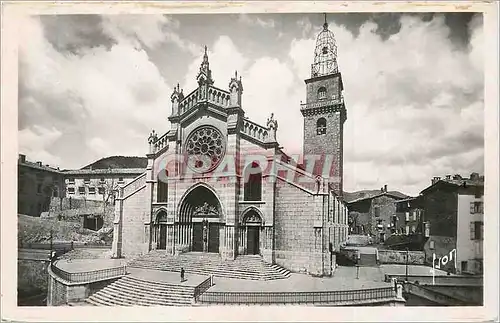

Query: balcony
<box><xmin>300</xmin><ymin>97</ymin><xmax>343</xmax><ymax>111</ymax></box>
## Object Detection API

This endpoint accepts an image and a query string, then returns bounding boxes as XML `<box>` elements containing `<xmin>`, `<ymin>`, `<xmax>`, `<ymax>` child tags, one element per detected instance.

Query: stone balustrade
<box><xmin>207</xmin><ymin>87</ymin><xmax>230</xmax><ymax>107</ymax></box>
<box><xmin>242</xmin><ymin>119</ymin><xmax>269</xmax><ymax>143</ymax></box>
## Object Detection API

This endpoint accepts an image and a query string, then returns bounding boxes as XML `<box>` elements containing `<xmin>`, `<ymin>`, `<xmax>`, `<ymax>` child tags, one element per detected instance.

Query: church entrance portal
<box><xmin>154</xmin><ymin>211</ymin><xmax>168</xmax><ymax>250</ymax></box>
<box><xmin>242</xmin><ymin>209</ymin><xmax>262</xmax><ymax>255</ymax></box>
<box><xmin>178</xmin><ymin>185</ymin><xmax>221</xmax><ymax>253</ymax></box>
<box><xmin>159</xmin><ymin>225</ymin><xmax>167</xmax><ymax>250</ymax></box>
<box><xmin>247</xmin><ymin>227</ymin><xmax>260</xmax><ymax>255</ymax></box>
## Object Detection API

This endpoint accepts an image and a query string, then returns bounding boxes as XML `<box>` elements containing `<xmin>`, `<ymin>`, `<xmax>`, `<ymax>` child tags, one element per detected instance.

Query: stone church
<box><xmin>112</xmin><ymin>18</ymin><xmax>350</xmax><ymax>276</ymax></box>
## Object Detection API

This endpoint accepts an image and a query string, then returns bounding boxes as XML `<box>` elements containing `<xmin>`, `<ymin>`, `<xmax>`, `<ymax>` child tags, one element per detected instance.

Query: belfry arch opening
<box><xmin>177</xmin><ymin>185</ymin><xmax>222</xmax><ymax>253</ymax></box>
<box><xmin>316</xmin><ymin>118</ymin><xmax>327</xmax><ymax>135</ymax></box>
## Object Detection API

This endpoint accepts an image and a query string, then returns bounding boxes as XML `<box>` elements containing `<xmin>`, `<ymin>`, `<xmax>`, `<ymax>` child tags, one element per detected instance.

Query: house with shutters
<box><xmin>420</xmin><ymin>173</ymin><xmax>484</xmax><ymax>274</ymax></box>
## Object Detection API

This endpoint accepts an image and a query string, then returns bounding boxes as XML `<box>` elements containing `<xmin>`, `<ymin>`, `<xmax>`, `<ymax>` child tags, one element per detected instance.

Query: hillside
<box><xmin>81</xmin><ymin>156</ymin><xmax>147</xmax><ymax>170</ymax></box>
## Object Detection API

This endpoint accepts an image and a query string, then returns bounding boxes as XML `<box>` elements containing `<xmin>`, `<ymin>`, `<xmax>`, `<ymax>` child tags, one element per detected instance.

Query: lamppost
<box><xmin>50</xmin><ymin>228</ymin><xmax>53</xmax><ymax>251</ymax></box>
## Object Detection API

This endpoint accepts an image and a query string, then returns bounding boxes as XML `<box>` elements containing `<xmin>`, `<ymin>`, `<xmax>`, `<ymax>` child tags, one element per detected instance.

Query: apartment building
<box><xmin>17</xmin><ymin>154</ymin><xmax>64</xmax><ymax>216</ymax></box>
<box><xmin>420</xmin><ymin>173</ymin><xmax>484</xmax><ymax>274</ymax></box>
<box><xmin>62</xmin><ymin>168</ymin><xmax>145</xmax><ymax>202</ymax></box>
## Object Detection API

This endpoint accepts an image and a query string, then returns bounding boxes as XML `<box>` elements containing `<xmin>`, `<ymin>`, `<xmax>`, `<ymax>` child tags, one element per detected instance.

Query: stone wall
<box><xmin>47</xmin><ymin>273</ymin><xmax>119</xmax><ymax>306</ymax></box>
<box><xmin>274</xmin><ymin>178</ymin><xmax>325</xmax><ymax>275</ymax></box>
<box><xmin>423</xmin><ymin>235</ymin><xmax>457</xmax><ymax>270</ymax></box>
<box><xmin>371</xmin><ymin>195</ymin><xmax>400</xmax><ymax>242</ymax></box>
<box><xmin>48</xmin><ymin>197</ymin><xmax>114</xmax><ymax>227</ymax></box>
<box><xmin>116</xmin><ymin>174</ymin><xmax>148</xmax><ymax>258</ymax></box>
<box><xmin>48</xmin><ymin>275</ymin><xmax>67</xmax><ymax>306</ymax></box>
<box><xmin>422</xmin><ymin>187</ymin><xmax>458</xmax><ymax>237</ymax></box>
<box><xmin>18</xmin><ymin>259</ymin><xmax>49</xmax><ymax>303</ymax></box>
<box><xmin>378</xmin><ymin>250</ymin><xmax>425</xmax><ymax>265</ymax></box>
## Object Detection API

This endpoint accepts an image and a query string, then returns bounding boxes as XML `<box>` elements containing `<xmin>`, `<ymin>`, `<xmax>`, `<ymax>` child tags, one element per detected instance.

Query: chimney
<box><xmin>384</xmin><ymin>184</ymin><xmax>388</xmax><ymax>193</ymax></box>
<box><xmin>18</xmin><ymin>154</ymin><xmax>26</xmax><ymax>163</ymax></box>
<box><xmin>36</xmin><ymin>161</ymin><xmax>42</xmax><ymax>166</ymax></box>
<box><xmin>432</xmin><ymin>176</ymin><xmax>441</xmax><ymax>185</ymax></box>
<box><xmin>445</xmin><ymin>174</ymin><xmax>451</xmax><ymax>180</ymax></box>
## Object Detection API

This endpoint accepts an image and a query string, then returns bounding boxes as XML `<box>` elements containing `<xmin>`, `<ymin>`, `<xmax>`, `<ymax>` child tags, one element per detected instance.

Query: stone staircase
<box><xmin>128</xmin><ymin>251</ymin><xmax>291</xmax><ymax>280</ymax></box>
<box><xmin>86</xmin><ymin>275</ymin><xmax>195</xmax><ymax>306</ymax></box>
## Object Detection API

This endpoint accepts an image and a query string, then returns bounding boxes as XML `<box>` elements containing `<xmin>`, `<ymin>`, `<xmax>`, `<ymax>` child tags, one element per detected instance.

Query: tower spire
<box><xmin>311</xmin><ymin>13</ymin><xmax>338</xmax><ymax>77</ymax></box>
<box><xmin>203</xmin><ymin>45</ymin><xmax>208</xmax><ymax>62</ymax></box>
<box><xmin>197</xmin><ymin>45</ymin><xmax>214</xmax><ymax>85</ymax></box>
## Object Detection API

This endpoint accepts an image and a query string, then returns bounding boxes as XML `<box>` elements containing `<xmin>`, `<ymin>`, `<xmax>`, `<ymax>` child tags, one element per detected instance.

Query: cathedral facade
<box><xmin>112</xmin><ymin>19</ymin><xmax>349</xmax><ymax>276</ymax></box>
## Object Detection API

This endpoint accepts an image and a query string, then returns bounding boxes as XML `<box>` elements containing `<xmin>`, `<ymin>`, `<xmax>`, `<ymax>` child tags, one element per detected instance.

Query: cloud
<box><xmin>19</xmin><ymin>13</ymin><xmax>484</xmax><ymax>197</ymax></box>
<box><xmin>181</xmin><ymin>35</ymin><xmax>249</xmax><ymax>92</ymax></box>
<box><xmin>288</xmin><ymin>14</ymin><xmax>483</xmax><ymax>195</ymax></box>
<box><xmin>19</xmin><ymin>125</ymin><xmax>63</xmax><ymax>166</ymax></box>
<box><xmin>180</xmin><ymin>35</ymin><xmax>300</xmax><ymax>153</ymax></box>
<box><xmin>19</xmin><ymin>15</ymin><xmax>173</xmax><ymax>168</ymax></box>
<box><xmin>238</xmin><ymin>14</ymin><xmax>276</xmax><ymax>29</ymax></box>
<box><xmin>297</xmin><ymin>16</ymin><xmax>314</xmax><ymax>38</ymax></box>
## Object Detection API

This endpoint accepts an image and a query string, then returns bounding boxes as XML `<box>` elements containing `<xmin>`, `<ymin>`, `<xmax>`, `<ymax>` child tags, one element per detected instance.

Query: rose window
<box><xmin>185</xmin><ymin>126</ymin><xmax>226</xmax><ymax>173</ymax></box>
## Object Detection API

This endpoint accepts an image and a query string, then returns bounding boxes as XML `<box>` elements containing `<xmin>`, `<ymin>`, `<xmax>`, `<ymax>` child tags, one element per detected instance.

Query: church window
<box><xmin>157</xmin><ymin>172</ymin><xmax>168</xmax><ymax>203</ymax></box>
<box><xmin>185</xmin><ymin>126</ymin><xmax>226</xmax><ymax>173</ymax></box>
<box><xmin>318</xmin><ymin>87</ymin><xmax>327</xmax><ymax>100</ymax></box>
<box><xmin>316</xmin><ymin>118</ymin><xmax>327</xmax><ymax>135</ymax></box>
<box><xmin>244</xmin><ymin>162</ymin><xmax>262</xmax><ymax>201</ymax></box>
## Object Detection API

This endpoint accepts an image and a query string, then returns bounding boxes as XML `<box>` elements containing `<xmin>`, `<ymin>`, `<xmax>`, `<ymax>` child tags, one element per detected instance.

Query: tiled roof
<box><xmin>346</xmin><ymin>191</ymin><xmax>409</xmax><ymax>204</ymax></box>
<box><xmin>420</xmin><ymin>178</ymin><xmax>484</xmax><ymax>194</ymax></box>
<box><xmin>18</xmin><ymin>161</ymin><xmax>61</xmax><ymax>174</ymax></box>
<box><xmin>394</xmin><ymin>196</ymin><xmax>419</xmax><ymax>204</ymax></box>
<box><xmin>61</xmin><ymin>168</ymin><xmax>145</xmax><ymax>175</ymax></box>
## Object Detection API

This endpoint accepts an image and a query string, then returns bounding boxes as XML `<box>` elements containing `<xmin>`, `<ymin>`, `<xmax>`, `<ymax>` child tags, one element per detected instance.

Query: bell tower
<box><xmin>301</xmin><ymin>14</ymin><xmax>347</xmax><ymax>196</ymax></box>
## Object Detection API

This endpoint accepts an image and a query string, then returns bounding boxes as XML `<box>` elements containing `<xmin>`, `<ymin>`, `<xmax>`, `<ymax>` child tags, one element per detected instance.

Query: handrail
<box><xmin>50</xmin><ymin>262</ymin><xmax>127</xmax><ymax>284</ymax></box>
<box><xmin>19</xmin><ymin>242</ymin><xmax>112</xmax><ymax>251</ymax></box>
<box><xmin>198</xmin><ymin>286</ymin><xmax>395</xmax><ymax>304</ymax></box>
<box><xmin>193</xmin><ymin>275</ymin><xmax>213</xmax><ymax>302</ymax></box>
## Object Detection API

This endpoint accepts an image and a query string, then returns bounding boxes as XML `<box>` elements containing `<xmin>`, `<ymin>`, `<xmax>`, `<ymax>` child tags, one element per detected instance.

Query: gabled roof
<box><xmin>394</xmin><ymin>196</ymin><xmax>419</xmax><ymax>204</ymax></box>
<box><xmin>420</xmin><ymin>178</ymin><xmax>484</xmax><ymax>195</ymax></box>
<box><xmin>18</xmin><ymin>160</ymin><xmax>61</xmax><ymax>174</ymax></box>
<box><xmin>346</xmin><ymin>190</ymin><xmax>409</xmax><ymax>204</ymax></box>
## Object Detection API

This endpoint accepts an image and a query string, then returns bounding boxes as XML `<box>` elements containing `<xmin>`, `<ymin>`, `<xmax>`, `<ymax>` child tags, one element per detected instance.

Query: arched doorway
<box><xmin>178</xmin><ymin>185</ymin><xmax>222</xmax><ymax>253</ymax></box>
<box><xmin>242</xmin><ymin>209</ymin><xmax>262</xmax><ymax>255</ymax></box>
<box><xmin>155</xmin><ymin>210</ymin><xmax>168</xmax><ymax>250</ymax></box>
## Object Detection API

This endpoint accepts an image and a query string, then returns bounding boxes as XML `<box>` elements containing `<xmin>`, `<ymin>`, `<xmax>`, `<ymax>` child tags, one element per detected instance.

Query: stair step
<box><xmin>106</xmin><ymin>284</ymin><xmax>193</xmax><ymax>301</ymax></box>
<box><xmin>126</xmin><ymin>251</ymin><xmax>291</xmax><ymax>281</ymax></box>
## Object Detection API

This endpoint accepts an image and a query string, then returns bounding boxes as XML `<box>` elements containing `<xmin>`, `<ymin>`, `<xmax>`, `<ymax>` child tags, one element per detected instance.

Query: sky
<box><xmin>18</xmin><ymin>12</ymin><xmax>484</xmax><ymax>196</ymax></box>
